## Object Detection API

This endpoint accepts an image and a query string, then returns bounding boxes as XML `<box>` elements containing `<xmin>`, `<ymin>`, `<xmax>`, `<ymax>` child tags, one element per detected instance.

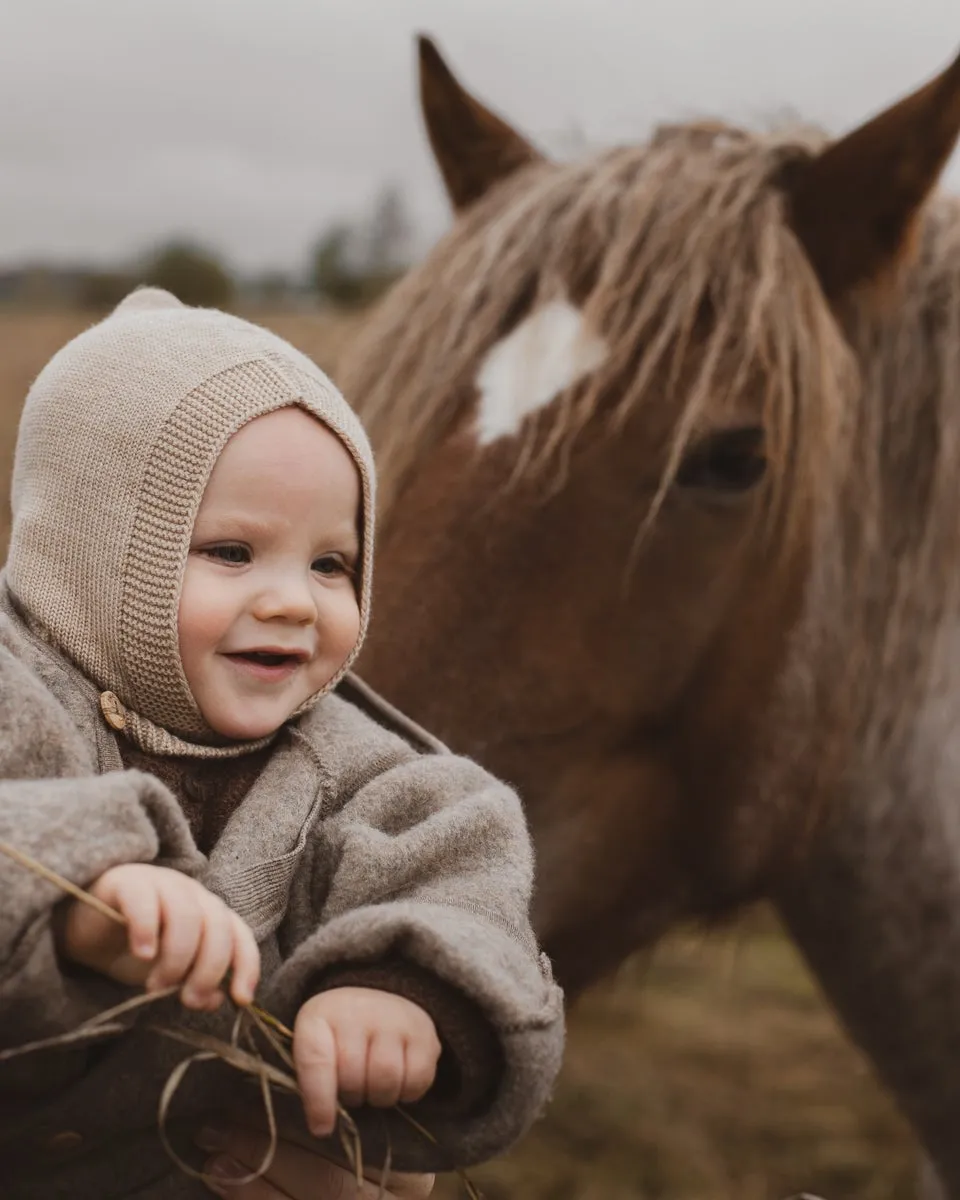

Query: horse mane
<box><xmin>340</xmin><ymin>118</ymin><xmax>960</xmax><ymax>746</ymax></box>
<box><xmin>342</xmin><ymin>122</ymin><xmax>855</xmax><ymax>543</ymax></box>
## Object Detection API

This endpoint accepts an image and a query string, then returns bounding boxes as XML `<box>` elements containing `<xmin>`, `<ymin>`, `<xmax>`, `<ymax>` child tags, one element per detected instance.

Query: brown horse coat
<box><xmin>342</xmin><ymin>36</ymin><xmax>960</xmax><ymax>1198</ymax></box>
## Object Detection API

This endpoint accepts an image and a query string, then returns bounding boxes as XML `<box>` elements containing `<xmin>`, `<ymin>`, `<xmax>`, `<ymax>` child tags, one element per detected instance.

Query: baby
<box><xmin>0</xmin><ymin>288</ymin><xmax>563</xmax><ymax>1198</ymax></box>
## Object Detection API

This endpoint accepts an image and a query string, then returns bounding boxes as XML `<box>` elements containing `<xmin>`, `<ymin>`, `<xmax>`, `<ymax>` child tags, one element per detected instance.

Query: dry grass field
<box><xmin>0</xmin><ymin>310</ymin><xmax>917</xmax><ymax>1199</ymax></box>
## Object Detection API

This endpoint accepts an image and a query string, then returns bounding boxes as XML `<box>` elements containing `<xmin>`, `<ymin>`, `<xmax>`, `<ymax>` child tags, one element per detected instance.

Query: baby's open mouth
<box><xmin>226</xmin><ymin>651</ymin><xmax>305</xmax><ymax>667</ymax></box>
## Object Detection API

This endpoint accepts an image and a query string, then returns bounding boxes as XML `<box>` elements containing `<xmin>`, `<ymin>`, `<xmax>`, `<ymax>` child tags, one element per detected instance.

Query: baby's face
<box><xmin>178</xmin><ymin>407</ymin><xmax>361</xmax><ymax>740</ymax></box>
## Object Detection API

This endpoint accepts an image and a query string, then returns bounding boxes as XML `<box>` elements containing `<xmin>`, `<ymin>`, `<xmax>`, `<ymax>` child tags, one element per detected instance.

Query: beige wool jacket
<box><xmin>0</xmin><ymin>592</ymin><xmax>564</xmax><ymax>1199</ymax></box>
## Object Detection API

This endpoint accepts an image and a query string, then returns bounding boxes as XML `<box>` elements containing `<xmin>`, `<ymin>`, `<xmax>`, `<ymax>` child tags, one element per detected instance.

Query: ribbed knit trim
<box><xmin>102</xmin><ymin>690</ymin><xmax>279</xmax><ymax>758</ymax></box>
<box><xmin>115</xmin><ymin>360</ymin><xmax>374</xmax><ymax>754</ymax></box>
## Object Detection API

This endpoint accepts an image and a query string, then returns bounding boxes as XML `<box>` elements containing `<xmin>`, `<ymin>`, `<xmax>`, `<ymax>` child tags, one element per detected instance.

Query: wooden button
<box><xmin>99</xmin><ymin>691</ymin><xmax>126</xmax><ymax>731</ymax></box>
<box><xmin>47</xmin><ymin>1130</ymin><xmax>83</xmax><ymax>1152</ymax></box>
<box><xmin>183</xmin><ymin>776</ymin><xmax>207</xmax><ymax>801</ymax></box>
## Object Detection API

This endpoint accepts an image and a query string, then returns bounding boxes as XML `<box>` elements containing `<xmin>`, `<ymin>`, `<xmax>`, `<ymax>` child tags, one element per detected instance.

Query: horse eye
<box><xmin>675</xmin><ymin>427</ymin><xmax>766</xmax><ymax>493</ymax></box>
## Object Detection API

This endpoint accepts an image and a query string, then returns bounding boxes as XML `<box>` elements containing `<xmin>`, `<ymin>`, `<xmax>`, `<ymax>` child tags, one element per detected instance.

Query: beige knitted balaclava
<box><xmin>6</xmin><ymin>287</ymin><xmax>375</xmax><ymax>757</ymax></box>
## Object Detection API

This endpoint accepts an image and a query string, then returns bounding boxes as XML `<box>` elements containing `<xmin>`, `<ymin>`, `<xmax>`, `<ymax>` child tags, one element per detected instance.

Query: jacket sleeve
<box><xmin>261</xmin><ymin>708</ymin><xmax>565</xmax><ymax>1173</ymax></box>
<box><xmin>0</xmin><ymin>643</ymin><xmax>202</xmax><ymax>1049</ymax></box>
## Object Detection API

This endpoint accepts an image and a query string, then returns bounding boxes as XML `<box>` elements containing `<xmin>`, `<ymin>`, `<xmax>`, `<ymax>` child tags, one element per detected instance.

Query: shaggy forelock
<box><xmin>340</xmin><ymin>118</ymin><xmax>960</xmax><ymax>750</ymax></box>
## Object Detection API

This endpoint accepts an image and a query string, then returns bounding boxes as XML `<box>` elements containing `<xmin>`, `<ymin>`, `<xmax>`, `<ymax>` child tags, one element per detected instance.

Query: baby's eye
<box><xmin>202</xmin><ymin>544</ymin><xmax>251</xmax><ymax>565</ymax></box>
<box><xmin>312</xmin><ymin>554</ymin><xmax>352</xmax><ymax>578</ymax></box>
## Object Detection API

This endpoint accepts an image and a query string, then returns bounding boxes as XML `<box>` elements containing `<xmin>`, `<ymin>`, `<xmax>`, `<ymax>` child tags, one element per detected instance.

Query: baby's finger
<box><xmin>226</xmin><ymin>915</ymin><xmax>260</xmax><ymax>1007</ymax></box>
<box><xmin>147</xmin><ymin>883</ymin><xmax>203</xmax><ymax>991</ymax></box>
<box><xmin>181</xmin><ymin>896</ymin><xmax>234</xmax><ymax>1010</ymax></box>
<box><xmin>334</xmin><ymin>1029</ymin><xmax>368</xmax><ymax>1109</ymax></box>
<box><xmin>108</xmin><ymin>874</ymin><xmax>161</xmax><ymax>961</ymax></box>
<box><xmin>399</xmin><ymin>1037</ymin><xmax>440</xmax><ymax>1104</ymax></box>
<box><xmin>365</xmin><ymin>1034</ymin><xmax>405</xmax><ymax>1109</ymax></box>
<box><xmin>293</xmin><ymin>1012</ymin><xmax>338</xmax><ymax>1138</ymax></box>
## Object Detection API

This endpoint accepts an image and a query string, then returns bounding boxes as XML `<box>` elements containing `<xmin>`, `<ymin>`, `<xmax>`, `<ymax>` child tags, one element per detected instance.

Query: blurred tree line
<box><xmin>309</xmin><ymin>184</ymin><xmax>410</xmax><ymax>306</ymax></box>
<box><xmin>0</xmin><ymin>184</ymin><xmax>414</xmax><ymax>312</ymax></box>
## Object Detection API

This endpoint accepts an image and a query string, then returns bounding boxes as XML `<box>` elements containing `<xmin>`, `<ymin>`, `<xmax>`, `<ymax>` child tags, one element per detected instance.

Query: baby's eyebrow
<box><xmin>334</xmin><ymin>520</ymin><xmax>362</xmax><ymax>550</ymax></box>
<box><xmin>193</xmin><ymin>513</ymin><xmax>275</xmax><ymax>540</ymax></box>
<box><xmin>194</xmin><ymin>511</ymin><xmax>361</xmax><ymax>553</ymax></box>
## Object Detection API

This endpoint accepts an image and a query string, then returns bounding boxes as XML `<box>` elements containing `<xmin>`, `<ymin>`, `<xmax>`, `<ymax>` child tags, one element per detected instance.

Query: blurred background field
<box><xmin>0</xmin><ymin>307</ymin><xmax>915</xmax><ymax>1199</ymax></box>
<box><xmin>439</xmin><ymin>908</ymin><xmax>915</xmax><ymax>1200</ymax></box>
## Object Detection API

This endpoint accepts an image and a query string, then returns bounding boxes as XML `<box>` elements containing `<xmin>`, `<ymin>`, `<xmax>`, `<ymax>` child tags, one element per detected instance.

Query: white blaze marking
<box><xmin>474</xmin><ymin>299</ymin><xmax>608</xmax><ymax>445</ymax></box>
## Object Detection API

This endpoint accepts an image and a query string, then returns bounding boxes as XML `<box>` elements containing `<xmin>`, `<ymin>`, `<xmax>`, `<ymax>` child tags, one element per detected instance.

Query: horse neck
<box><xmin>775</xmin><ymin>622</ymin><xmax>960</xmax><ymax>1196</ymax></box>
<box><xmin>823</xmin><ymin>195</ymin><xmax>960</xmax><ymax>761</ymax></box>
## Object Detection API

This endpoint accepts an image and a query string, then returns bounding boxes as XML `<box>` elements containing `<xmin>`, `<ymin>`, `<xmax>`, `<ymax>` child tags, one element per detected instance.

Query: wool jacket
<box><xmin>0</xmin><ymin>590</ymin><xmax>564</xmax><ymax>1198</ymax></box>
<box><xmin>0</xmin><ymin>287</ymin><xmax>563</xmax><ymax>1197</ymax></box>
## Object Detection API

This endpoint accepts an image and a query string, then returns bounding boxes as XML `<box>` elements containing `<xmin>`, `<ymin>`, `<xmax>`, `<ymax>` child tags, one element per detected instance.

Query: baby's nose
<box><xmin>254</xmin><ymin>575</ymin><xmax>317</xmax><ymax>623</ymax></box>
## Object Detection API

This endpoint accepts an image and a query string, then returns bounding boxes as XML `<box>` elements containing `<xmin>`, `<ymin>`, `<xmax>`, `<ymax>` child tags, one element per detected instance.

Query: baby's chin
<box><xmin>201</xmin><ymin>703</ymin><xmax>300</xmax><ymax>742</ymax></box>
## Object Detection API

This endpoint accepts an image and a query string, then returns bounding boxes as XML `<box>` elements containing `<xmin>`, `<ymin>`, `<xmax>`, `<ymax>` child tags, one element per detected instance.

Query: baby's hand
<box><xmin>294</xmin><ymin>987</ymin><xmax>442</xmax><ymax>1136</ymax></box>
<box><xmin>56</xmin><ymin>863</ymin><xmax>260</xmax><ymax>1010</ymax></box>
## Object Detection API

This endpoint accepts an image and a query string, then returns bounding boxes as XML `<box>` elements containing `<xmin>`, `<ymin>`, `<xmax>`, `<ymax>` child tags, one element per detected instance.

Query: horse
<box><xmin>338</xmin><ymin>36</ymin><xmax>960</xmax><ymax>1196</ymax></box>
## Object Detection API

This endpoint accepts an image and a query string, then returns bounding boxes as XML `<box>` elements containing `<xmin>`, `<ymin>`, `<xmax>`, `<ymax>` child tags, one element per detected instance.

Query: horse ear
<box><xmin>417</xmin><ymin>34</ymin><xmax>543</xmax><ymax>212</ymax></box>
<box><xmin>781</xmin><ymin>47</ymin><xmax>960</xmax><ymax>299</ymax></box>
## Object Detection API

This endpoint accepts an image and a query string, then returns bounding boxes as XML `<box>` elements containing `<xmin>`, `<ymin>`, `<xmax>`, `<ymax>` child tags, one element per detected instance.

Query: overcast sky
<box><xmin>2</xmin><ymin>0</ymin><xmax>959</xmax><ymax>276</ymax></box>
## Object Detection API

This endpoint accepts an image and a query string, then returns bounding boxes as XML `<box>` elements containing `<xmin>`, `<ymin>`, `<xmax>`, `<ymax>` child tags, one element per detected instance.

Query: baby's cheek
<box><xmin>329</xmin><ymin>592</ymin><xmax>362</xmax><ymax>657</ymax></box>
<box><xmin>178</xmin><ymin>566</ymin><xmax>233</xmax><ymax>669</ymax></box>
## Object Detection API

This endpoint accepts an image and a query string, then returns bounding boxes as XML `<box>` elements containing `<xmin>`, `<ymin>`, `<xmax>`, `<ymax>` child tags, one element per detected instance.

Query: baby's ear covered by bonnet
<box><xmin>110</xmin><ymin>287</ymin><xmax>186</xmax><ymax>316</ymax></box>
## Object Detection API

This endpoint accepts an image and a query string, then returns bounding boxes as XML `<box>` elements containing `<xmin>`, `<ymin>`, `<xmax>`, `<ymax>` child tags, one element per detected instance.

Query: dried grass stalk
<box><xmin>0</xmin><ymin>836</ymin><xmax>483</xmax><ymax>1197</ymax></box>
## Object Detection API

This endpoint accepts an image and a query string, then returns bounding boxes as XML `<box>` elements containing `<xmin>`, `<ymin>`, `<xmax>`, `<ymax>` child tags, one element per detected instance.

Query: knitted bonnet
<box><xmin>6</xmin><ymin>288</ymin><xmax>376</xmax><ymax>757</ymax></box>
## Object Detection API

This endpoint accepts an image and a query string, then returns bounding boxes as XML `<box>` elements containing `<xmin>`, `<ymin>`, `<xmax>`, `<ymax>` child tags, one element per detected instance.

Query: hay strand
<box><xmin>0</xmin><ymin>837</ymin><xmax>125</xmax><ymax>925</ymax></box>
<box><xmin>0</xmin><ymin>836</ymin><xmax>484</xmax><ymax>1197</ymax></box>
